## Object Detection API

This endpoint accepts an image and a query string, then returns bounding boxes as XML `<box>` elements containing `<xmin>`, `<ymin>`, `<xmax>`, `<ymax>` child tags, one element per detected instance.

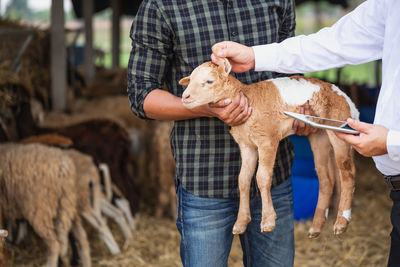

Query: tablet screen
<box><xmin>283</xmin><ymin>111</ymin><xmax>360</xmax><ymax>134</ymax></box>
<box><xmin>306</xmin><ymin>117</ymin><xmax>347</xmax><ymax>128</ymax></box>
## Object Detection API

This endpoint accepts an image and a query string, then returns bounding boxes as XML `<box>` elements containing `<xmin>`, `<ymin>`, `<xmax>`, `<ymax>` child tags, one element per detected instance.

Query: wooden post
<box><xmin>111</xmin><ymin>0</ymin><xmax>121</xmax><ymax>68</ymax></box>
<box><xmin>51</xmin><ymin>0</ymin><xmax>66</xmax><ymax>111</ymax></box>
<box><xmin>84</xmin><ymin>0</ymin><xmax>95</xmax><ymax>83</ymax></box>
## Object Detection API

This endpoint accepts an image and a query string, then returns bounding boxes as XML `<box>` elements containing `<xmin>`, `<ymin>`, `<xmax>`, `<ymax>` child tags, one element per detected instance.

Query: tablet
<box><xmin>284</xmin><ymin>111</ymin><xmax>360</xmax><ymax>135</ymax></box>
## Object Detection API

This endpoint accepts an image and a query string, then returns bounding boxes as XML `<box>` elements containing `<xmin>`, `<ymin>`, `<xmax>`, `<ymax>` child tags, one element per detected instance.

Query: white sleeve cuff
<box><xmin>252</xmin><ymin>44</ymin><xmax>279</xmax><ymax>72</ymax></box>
<box><xmin>387</xmin><ymin>130</ymin><xmax>400</xmax><ymax>162</ymax></box>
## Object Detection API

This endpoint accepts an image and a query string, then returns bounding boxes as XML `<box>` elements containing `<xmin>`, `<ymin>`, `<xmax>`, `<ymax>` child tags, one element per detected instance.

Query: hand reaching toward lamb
<box><xmin>211</xmin><ymin>41</ymin><xmax>255</xmax><ymax>73</ymax></box>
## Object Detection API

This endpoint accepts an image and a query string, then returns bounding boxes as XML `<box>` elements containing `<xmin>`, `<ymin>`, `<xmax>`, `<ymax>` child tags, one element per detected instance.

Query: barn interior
<box><xmin>0</xmin><ymin>0</ymin><xmax>390</xmax><ymax>266</ymax></box>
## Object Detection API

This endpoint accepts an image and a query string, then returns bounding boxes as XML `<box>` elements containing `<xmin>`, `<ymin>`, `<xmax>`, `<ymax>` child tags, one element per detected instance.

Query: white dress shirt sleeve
<box><xmin>253</xmin><ymin>0</ymin><xmax>387</xmax><ymax>74</ymax></box>
<box><xmin>387</xmin><ymin>130</ymin><xmax>400</xmax><ymax>162</ymax></box>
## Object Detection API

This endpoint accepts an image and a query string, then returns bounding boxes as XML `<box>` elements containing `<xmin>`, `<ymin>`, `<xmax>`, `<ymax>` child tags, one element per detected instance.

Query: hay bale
<box><xmin>0</xmin><ymin>19</ymin><xmax>51</xmax><ymax>109</ymax></box>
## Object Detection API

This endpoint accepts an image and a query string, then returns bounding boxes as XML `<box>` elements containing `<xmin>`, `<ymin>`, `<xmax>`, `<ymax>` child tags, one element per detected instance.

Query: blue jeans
<box><xmin>176</xmin><ymin>178</ymin><xmax>294</xmax><ymax>267</ymax></box>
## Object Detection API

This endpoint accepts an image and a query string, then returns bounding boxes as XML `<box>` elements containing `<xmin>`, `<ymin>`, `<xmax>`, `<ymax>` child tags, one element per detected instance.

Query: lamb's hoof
<box><xmin>333</xmin><ymin>216</ymin><xmax>349</xmax><ymax>235</ymax></box>
<box><xmin>232</xmin><ymin>225</ymin><xmax>246</xmax><ymax>235</ymax></box>
<box><xmin>333</xmin><ymin>225</ymin><xmax>347</xmax><ymax>235</ymax></box>
<box><xmin>232</xmin><ymin>217</ymin><xmax>251</xmax><ymax>234</ymax></box>
<box><xmin>260</xmin><ymin>221</ymin><xmax>275</xmax><ymax>233</ymax></box>
<box><xmin>308</xmin><ymin>229</ymin><xmax>320</xmax><ymax>239</ymax></box>
<box><xmin>261</xmin><ymin>226</ymin><xmax>275</xmax><ymax>233</ymax></box>
<box><xmin>260</xmin><ymin>214</ymin><xmax>276</xmax><ymax>233</ymax></box>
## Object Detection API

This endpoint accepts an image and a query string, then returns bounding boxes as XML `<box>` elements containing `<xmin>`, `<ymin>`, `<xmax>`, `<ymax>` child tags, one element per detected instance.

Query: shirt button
<box><xmin>231</xmin><ymin>31</ymin><xmax>237</xmax><ymax>36</ymax></box>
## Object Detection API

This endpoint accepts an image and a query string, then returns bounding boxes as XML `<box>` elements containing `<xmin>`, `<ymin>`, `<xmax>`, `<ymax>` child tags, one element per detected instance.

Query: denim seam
<box><xmin>242</xmin><ymin>232</ymin><xmax>251</xmax><ymax>266</ymax></box>
<box><xmin>178</xmin><ymin>186</ymin><xmax>190</xmax><ymax>266</ymax></box>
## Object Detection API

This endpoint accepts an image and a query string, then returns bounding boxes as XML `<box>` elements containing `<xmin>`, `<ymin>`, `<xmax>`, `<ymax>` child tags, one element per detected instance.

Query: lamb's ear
<box><xmin>179</xmin><ymin>76</ymin><xmax>190</xmax><ymax>86</ymax></box>
<box><xmin>218</xmin><ymin>58</ymin><xmax>232</xmax><ymax>77</ymax></box>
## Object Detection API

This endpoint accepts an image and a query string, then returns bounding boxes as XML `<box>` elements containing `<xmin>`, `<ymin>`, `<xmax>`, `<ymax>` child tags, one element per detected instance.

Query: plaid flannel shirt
<box><xmin>128</xmin><ymin>0</ymin><xmax>295</xmax><ymax>199</ymax></box>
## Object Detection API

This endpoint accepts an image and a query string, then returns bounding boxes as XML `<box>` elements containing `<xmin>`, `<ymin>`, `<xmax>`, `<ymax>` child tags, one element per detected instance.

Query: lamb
<box><xmin>63</xmin><ymin>149</ymin><xmax>134</xmax><ymax>253</ymax></box>
<box><xmin>179</xmin><ymin>59</ymin><xmax>358</xmax><ymax>237</ymax></box>
<box><xmin>0</xmin><ymin>143</ymin><xmax>90</xmax><ymax>266</ymax></box>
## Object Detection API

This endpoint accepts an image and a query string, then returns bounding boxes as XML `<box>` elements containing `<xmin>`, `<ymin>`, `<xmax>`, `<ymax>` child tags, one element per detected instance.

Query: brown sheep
<box><xmin>180</xmin><ymin>59</ymin><xmax>358</xmax><ymax>238</ymax></box>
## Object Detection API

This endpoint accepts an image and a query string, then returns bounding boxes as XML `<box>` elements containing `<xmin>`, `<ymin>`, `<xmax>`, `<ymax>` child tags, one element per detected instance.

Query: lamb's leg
<box><xmin>308</xmin><ymin>131</ymin><xmax>336</xmax><ymax>238</ymax></box>
<box><xmin>30</xmin><ymin>218</ymin><xmax>60</xmax><ymax>267</ymax></box>
<box><xmin>71</xmin><ymin>216</ymin><xmax>91</xmax><ymax>267</ymax></box>
<box><xmin>100</xmin><ymin>199</ymin><xmax>132</xmax><ymax>249</ymax></box>
<box><xmin>233</xmin><ymin>144</ymin><xmax>258</xmax><ymax>234</ymax></box>
<box><xmin>331</xmin><ymin>164</ymin><xmax>341</xmax><ymax>220</ymax></box>
<box><xmin>42</xmin><ymin>236</ymin><xmax>60</xmax><ymax>267</ymax></box>
<box><xmin>114</xmin><ymin>197</ymin><xmax>136</xmax><ymax>231</ymax></box>
<box><xmin>98</xmin><ymin>163</ymin><xmax>113</xmax><ymax>202</ymax></box>
<box><xmin>81</xmin><ymin>211</ymin><xmax>121</xmax><ymax>255</ymax></box>
<box><xmin>255</xmin><ymin>142</ymin><xmax>279</xmax><ymax>233</ymax></box>
<box><xmin>327</xmin><ymin>132</ymin><xmax>356</xmax><ymax>235</ymax></box>
<box><xmin>58</xmin><ymin>232</ymin><xmax>70</xmax><ymax>267</ymax></box>
<box><xmin>91</xmin><ymin>181</ymin><xmax>103</xmax><ymax>220</ymax></box>
<box><xmin>15</xmin><ymin>221</ymin><xmax>28</xmax><ymax>245</ymax></box>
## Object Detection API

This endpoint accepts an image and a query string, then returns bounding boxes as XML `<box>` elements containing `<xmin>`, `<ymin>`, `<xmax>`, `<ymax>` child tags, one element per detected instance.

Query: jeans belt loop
<box><xmin>384</xmin><ymin>174</ymin><xmax>400</xmax><ymax>191</ymax></box>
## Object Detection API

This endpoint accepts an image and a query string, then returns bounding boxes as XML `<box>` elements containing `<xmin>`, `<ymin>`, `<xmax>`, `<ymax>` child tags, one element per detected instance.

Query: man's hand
<box><xmin>193</xmin><ymin>92</ymin><xmax>252</xmax><ymax>126</ymax></box>
<box><xmin>293</xmin><ymin>101</ymin><xmax>318</xmax><ymax>136</ymax></box>
<box><xmin>211</xmin><ymin>41</ymin><xmax>255</xmax><ymax>73</ymax></box>
<box><xmin>335</xmin><ymin>119</ymin><xmax>389</xmax><ymax>157</ymax></box>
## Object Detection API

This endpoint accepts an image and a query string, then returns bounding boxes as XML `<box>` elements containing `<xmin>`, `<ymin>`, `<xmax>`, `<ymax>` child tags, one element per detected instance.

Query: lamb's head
<box><xmin>180</xmin><ymin>58</ymin><xmax>232</xmax><ymax>109</ymax></box>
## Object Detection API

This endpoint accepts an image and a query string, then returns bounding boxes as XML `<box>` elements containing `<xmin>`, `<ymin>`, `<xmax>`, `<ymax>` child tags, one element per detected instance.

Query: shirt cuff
<box><xmin>387</xmin><ymin>130</ymin><xmax>400</xmax><ymax>162</ymax></box>
<box><xmin>252</xmin><ymin>43</ymin><xmax>279</xmax><ymax>72</ymax></box>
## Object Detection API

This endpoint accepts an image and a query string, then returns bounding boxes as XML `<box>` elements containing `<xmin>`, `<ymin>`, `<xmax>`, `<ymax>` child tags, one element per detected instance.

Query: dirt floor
<box><xmin>3</xmin><ymin>154</ymin><xmax>392</xmax><ymax>267</ymax></box>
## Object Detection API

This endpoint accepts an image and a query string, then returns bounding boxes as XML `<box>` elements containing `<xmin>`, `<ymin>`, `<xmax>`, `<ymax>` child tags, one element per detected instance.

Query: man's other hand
<box><xmin>193</xmin><ymin>92</ymin><xmax>252</xmax><ymax>126</ymax></box>
<box><xmin>293</xmin><ymin>101</ymin><xmax>318</xmax><ymax>136</ymax></box>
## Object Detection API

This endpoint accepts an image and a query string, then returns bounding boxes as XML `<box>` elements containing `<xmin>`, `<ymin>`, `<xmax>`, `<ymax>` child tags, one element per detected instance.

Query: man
<box><xmin>211</xmin><ymin>0</ymin><xmax>400</xmax><ymax>265</ymax></box>
<box><xmin>127</xmin><ymin>0</ymin><xmax>306</xmax><ymax>266</ymax></box>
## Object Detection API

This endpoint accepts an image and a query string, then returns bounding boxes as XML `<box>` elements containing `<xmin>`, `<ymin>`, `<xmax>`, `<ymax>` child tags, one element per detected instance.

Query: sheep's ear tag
<box><xmin>179</xmin><ymin>76</ymin><xmax>190</xmax><ymax>86</ymax></box>
<box><xmin>218</xmin><ymin>58</ymin><xmax>232</xmax><ymax>76</ymax></box>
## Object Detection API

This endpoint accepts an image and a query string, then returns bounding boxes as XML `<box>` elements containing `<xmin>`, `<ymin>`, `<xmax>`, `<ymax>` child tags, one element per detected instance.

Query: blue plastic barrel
<box><xmin>289</xmin><ymin>136</ymin><xmax>319</xmax><ymax>221</ymax></box>
<box><xmin>292</xmin><ymin>175</ymin><xmax>319</xmax><ymax>221</ymax></box>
